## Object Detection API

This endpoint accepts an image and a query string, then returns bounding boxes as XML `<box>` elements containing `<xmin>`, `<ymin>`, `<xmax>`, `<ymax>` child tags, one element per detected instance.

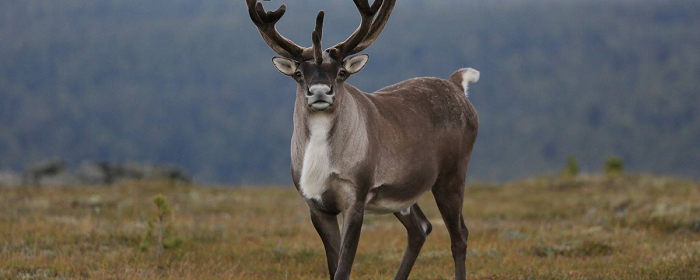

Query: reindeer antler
<box><xmin>312</xmin><ymin>11</ymin><xmax>324</xmax><ymax>65</ymax></box>
<box><xmin>328</xmin><ymin>0</ymin><xmax>396</xmax><ymax>60</ymax></box>
<box><xmin>246</xmin><ymin>0</ymin><xmax>317</xmax><ymax>61</ymax></box>
<box><xmin>349</xmin><ymin>0</ymin><xmax>396</xmax><ymax>56</ymax></box>
<box><xmin>246</xmin><ymin>0</ymin><xmax>395</xmax><ymax>62</ymax></box>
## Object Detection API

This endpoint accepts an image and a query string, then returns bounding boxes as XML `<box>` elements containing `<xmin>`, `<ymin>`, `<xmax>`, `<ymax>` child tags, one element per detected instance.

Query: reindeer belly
<box><xmin>365</xmin><ymin>181</ymin><xmax>433</xmax><ymax>215</ymax></box>
<box><xmin>365</xmin><ymin>153</ymin><xmax>439</xmax><ymax>214</ymax></box>
<box><xmin>365</xmin><ymin>195</ymin><xmax>419</xmax><ymax>215</ymax></box>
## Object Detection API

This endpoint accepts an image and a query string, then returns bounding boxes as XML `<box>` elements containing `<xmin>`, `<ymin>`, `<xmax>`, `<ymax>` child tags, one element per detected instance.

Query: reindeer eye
<box><xmin>338</xmin><ymin>70</ymin><xmax>347</xmax><ymax>77</ymax></box>
<box><xmin>294</xmin><ymin>71</ymin><xmax>302</xmax><ymax>78</ymax></box>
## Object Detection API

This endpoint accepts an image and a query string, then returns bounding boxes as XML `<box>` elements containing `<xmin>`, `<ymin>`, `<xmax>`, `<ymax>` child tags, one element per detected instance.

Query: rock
<box><xmin>82</xmin><ymin>161</ymin><xmax>190</xmax><ymax>185</ymax></box>
<box><xmin>0</xmin><ymin>170</ymin><xmax>23</xmax><ymax>188</ymax></box>
<box><xmin>21</xmin><ymin>160</ymin><xmax>192</xmax><ymax>186</ymax></box>
<box><xmin>25</xmin><ymin>159</ymin><xmax>65</xmax><ymax>186</ymax></box>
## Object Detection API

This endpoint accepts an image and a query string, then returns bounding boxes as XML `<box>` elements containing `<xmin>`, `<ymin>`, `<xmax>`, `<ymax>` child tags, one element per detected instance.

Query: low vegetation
<box><xmin>1</xmin><ymin>175</ymin><xmax>699</xmax><ymax>279</ymax></box>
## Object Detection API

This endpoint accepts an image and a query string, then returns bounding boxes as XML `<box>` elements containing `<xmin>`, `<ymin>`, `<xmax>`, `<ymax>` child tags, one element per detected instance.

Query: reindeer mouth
<box><xmin>310</xmin><ymin>100</ymin><xmax>332</xmax><ymax>111</ymax></box>
<box><xmin>307</xmin><ymin>91</ymin><xmax>334</xmax><ymax>111</ymax></box>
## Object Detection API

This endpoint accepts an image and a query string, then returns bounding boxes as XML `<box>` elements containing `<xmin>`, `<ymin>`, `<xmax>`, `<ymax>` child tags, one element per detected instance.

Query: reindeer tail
<box><xmin>449</xmin><ymin>68</ymin><xmax>480</xmax><ymax>98</ymax></box>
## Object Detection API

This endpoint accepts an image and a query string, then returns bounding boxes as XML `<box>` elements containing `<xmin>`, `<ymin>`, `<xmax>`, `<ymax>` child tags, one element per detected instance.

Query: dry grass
<box><xmin>1</xmin><ymin>175</ymin><xmax>699</xmax><ymax>279</ymax></box>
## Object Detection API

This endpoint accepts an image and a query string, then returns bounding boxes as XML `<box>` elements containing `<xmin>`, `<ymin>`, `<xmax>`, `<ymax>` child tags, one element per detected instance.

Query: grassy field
<box><xmin>1</xmin><ymin>175</ymin><xmax>699</xmax><ymax>279</ymax></box>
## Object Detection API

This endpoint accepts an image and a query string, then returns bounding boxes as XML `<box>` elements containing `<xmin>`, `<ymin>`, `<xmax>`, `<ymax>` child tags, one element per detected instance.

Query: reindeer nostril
<box><xmin>308</xmin><ymin>84</ymin><xmax>331</xmax><ymax>96</ymax></box>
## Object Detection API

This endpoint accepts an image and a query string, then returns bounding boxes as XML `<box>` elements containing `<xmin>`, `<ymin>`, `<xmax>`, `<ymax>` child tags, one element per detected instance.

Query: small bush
<box><xmin>563</xmin><ymin>155</ymin><xmax>580</xmax><ymax>178</ymax></box>
<box><xmin>140</xmin><ymin>194</ymin><xmax>183</xmax><ymax>258</ymax></box>
<box><xmin>605</xmin><ymin>156</ymin><xmax>624</xmax><ymax>176</ymax></box>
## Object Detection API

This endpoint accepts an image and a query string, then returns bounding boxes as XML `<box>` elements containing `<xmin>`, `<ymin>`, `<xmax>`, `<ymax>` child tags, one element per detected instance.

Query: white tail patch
<box><xmin>460</xmin><ymin>68</ymin><xmax>480</xmax><ymax>97</ymax></box>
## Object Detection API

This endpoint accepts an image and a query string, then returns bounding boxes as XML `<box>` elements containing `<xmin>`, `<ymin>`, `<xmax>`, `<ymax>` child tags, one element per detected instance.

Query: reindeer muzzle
<box><xmin>307</xmin><ymin>84</ymin><xmax>334</xmax><ymax>111</ymax></box>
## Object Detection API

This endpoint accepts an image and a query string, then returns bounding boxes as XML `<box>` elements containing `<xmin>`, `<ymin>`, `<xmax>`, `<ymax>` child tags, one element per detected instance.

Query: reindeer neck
<box><xmin>293</xmin><ymin>85</ymin><xmax>367</xmax><ymax>141</ymax></box>
<box><xmin>291</xmin><ymin>85</ymin><xmax>371</xmax><ymax>176</ymax></box>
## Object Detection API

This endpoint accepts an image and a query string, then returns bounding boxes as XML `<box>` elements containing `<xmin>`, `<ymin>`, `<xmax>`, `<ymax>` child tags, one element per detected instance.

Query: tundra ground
<box><xmin>1</xmin><ymin>175</ymin><xmax>699</xmax><ymax>279</ymax></box>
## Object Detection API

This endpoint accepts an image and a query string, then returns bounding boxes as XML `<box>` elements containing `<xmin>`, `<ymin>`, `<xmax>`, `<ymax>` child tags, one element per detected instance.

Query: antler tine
<box><xmin>328</xmin><ymin>0</ymin><xmax>384</xmax><ymax>60</ymax></box>
<box><xmin>312</xmin><ymin>11</ymin><xmax>325</xmax><ymax>65</ymax></box>
<box><xmin>347</xmin><ymin>0</ymin><xmax>396</xmax><ymax>57</ymax></box>
<box><xmin>246</xmin><ymin>0</ymin><xmax>313</xmax><ymax>61</ymax></box>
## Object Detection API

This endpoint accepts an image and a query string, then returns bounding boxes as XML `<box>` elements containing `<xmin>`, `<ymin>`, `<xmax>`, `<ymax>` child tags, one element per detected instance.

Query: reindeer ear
<box><xmin>272</xmin><ymin>57</ymin><xmax>298</xmax><ymax>76</ymax></box>
<box><xmin>343</xmin><ymin>54</ymin><xmax>369</xmax><ymax>74</ymax></box>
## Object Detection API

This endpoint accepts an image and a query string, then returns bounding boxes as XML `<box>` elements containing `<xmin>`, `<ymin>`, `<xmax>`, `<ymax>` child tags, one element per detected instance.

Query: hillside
<box><xmin>1</xmin><ymin>0</ymin><xmax>699</xmax><ymax>184</ymax></box>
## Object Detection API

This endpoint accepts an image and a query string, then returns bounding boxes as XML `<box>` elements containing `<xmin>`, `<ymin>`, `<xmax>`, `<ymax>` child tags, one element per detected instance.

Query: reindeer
<box><xmin>246</xmin><ymin>0</ymin><xmax>480</xmax><ymax>279</ymax></box>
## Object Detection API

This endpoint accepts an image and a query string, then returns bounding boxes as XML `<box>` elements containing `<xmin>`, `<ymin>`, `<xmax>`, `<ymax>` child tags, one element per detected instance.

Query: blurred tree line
<box><xmin>1</xmin><ymin>0</ymin><xmax>699</xmax><ymax>184</ymax></box>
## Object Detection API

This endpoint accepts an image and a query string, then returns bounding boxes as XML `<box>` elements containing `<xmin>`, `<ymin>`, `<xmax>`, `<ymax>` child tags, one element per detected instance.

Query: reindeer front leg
<box><xmin>308</xmin><ymin>206</ymin><xmax>341</xmax><ymax>280</ymax></box>
<box><xmin>334</xmin><ymin>202</ymin><xmax>365</xmax><ymax>280</ymax></box>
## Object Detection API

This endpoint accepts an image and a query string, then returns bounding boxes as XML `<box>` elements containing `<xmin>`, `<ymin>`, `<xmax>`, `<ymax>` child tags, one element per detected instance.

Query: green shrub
<box><xmin>605</xmin><ymin>156</ymin><xmax>624</xmax><ymax>176</ymax></box>
<box><xmin>140</xmin><ymin>194</ymin><xmax>183</xmax><ymax>258</ymax></box>
<box><xmin>563</xmin><ymin>155</ymin><xmax>580</xmax><ymax>178</ymax></box>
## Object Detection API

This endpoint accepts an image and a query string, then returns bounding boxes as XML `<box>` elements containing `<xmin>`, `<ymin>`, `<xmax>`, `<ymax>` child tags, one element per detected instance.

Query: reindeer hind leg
<box><xmin>392</xmin><ymin>203</ymin><xmax>432</xmax><ymax>280</ymax></box>
<box><xmin>432</xmin><ymin>174</ymin><xmax>468</xmax><ymax>280</ymax></box>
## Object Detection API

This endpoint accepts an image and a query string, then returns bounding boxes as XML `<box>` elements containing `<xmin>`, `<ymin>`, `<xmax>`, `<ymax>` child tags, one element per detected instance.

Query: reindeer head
<box><xmin>246</xmin><ymin>0</ymin><xmax>395</xmax><ymax>112</ymax></box>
